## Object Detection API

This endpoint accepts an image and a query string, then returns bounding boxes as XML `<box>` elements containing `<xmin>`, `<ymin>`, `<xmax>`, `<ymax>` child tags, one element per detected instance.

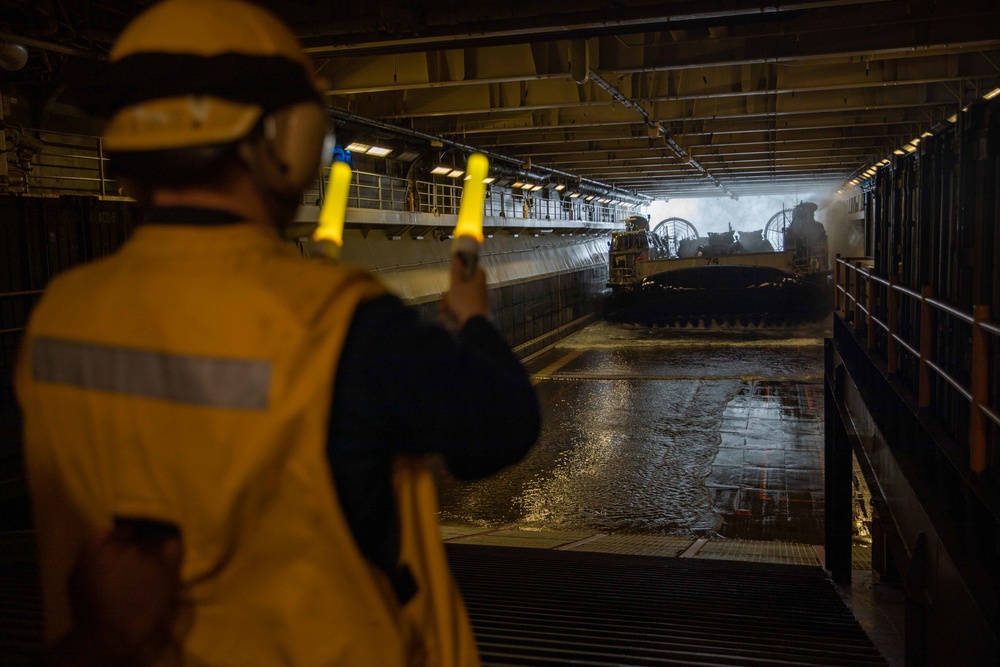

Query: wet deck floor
<box><xmin>435</xmin><ymin>318</ymin><xmax>845</xmax><ymax>550</ymax></box>
<box><xmin>433</xmin><ymin>317</ymin><xmax>901</xmax><ymax>665</ymax></box>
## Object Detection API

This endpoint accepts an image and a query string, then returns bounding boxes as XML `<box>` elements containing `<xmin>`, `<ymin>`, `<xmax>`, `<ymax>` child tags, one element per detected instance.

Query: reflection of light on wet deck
<box><xmin>437</xmin><ymin>320</ymin><xmax>832</xmax><ymax>543</ymax></box>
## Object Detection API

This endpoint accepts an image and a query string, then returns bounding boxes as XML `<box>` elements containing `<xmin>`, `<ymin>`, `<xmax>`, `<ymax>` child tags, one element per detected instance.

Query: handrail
<box><xmin>18</xmin><ymin>126</ymin><xmax>631</xmax><ymax>227</ymax></box>
<box><xmin>0</xmin><ymin>290</ymin><xmax>45</xmax><ymax>298</ymax></box>
<box><xmin>834</xmin><ymin>254</ymin><xmax>996</xmax><ymax>474</ymax></box>
<box><xmin>926</xmin><ymin>296</ymin><xmax>974</xmax><ymax>325</ymax></box>
<box><xmin>981</xmin><ymin>403</ymin><xmax>1000</xmax><ymax>429</ymax></box>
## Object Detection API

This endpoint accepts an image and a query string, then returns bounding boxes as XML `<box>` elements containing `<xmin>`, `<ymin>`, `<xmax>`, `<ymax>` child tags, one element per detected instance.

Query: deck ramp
<box><xmin>447</xmin><ymin>543</ymin><xmax>886</xmax><ymax>666</ymax></box>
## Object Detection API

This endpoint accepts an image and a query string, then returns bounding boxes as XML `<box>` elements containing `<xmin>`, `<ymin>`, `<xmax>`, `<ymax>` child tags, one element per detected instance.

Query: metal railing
<box><xmin>21</xmin><ymin>128</ymin><xmax>629</xmax><ymax>225</ymax></box>
<box><xmin>835</xmin><ymin>254</ymin><xmax>997</xmax><ymax>474</ymax></box>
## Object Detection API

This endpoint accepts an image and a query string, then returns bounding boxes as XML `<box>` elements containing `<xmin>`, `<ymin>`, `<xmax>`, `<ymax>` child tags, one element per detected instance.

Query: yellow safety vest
<box><xmin>17</xmin><ymin>221</ymin><xmax>481</xmax><ymax>667</ymax></box>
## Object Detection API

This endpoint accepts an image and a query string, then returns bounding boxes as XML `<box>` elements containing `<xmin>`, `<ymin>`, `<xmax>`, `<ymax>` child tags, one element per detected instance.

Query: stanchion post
<box><xmin>970</xmin><ymin>305</ymin><xmax>990</xmax><ymax>473</ymax></box>
<box><xmin>824</xmin><ymin>339</ymin><xmax>852</xmax><ymax>585</ymax></box>
<box><xmin>834</xmin><ymin>254</ymin><xmax>842</xmax><ymax>313</ymax></box>
<box><xmin>918</xmin><ymin>286</ymin><xmax>933</xmax><ymax>410</ymax></box>
<box><xmin>866</xmin><ymin>271</ymin><xmax>876</xmax><ymax>350</ymax></box>
<box><xmin>853</xmin><ymin>261</ymin><xmax>864</xmax><ymax>331</ymax></box>
<box><xmin>887</xmin><ymin>275</ymin><xmax>899</xmax><ymax>375</ymax></box>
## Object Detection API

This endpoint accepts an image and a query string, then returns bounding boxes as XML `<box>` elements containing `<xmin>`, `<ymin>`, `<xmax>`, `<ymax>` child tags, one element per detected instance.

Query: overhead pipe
<box><xmin>327</xmin><ymin>107</ymin><xmax>651</xmax><ymax>206</ymax></box>
<box><xmin>587</xmin><ymin>69</ymin><xmax>737</xmax><ymax>200</ymax></box>
<box><xmin>0</xmin><ymin>31</ymin><xmax>95</xmax><ymax>58</ymax></box>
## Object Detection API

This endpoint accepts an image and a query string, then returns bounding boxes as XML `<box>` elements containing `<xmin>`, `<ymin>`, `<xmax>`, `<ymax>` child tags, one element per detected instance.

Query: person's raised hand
<box><xmin>439</xmin><ymin>255</ymin><xmax>489</xmax><ymax>330</ymax></box>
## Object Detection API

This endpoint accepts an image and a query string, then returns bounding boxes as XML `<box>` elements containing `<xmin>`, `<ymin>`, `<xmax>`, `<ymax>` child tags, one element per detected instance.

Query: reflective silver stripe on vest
<box><xmin>32</xmin><ymin>336</ymin><xmax>271</xmax><ymax>410</ymax></box>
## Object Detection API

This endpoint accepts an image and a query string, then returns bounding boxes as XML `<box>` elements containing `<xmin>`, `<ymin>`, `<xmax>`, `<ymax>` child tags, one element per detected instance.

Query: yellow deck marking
<box><xmin>532</xmin><ymin>349</ymin><xmax>584</xmax><ymax>385</ymax></box>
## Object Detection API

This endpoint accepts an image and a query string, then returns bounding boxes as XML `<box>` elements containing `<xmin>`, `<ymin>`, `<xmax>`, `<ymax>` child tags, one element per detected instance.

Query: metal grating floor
<box><xmin>694</xmin><ymin>537</ymin><xmax>821</xmax><ymax>566</ymax></box>
<box><xmin>447</xmin><ymin>543</ymin><xmax>887</xmax><ymax>666</ymax></box>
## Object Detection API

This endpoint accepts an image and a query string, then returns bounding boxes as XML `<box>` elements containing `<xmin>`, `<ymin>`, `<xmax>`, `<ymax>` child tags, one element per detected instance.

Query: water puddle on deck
<box><xmin>435</xmin><ymin>319</ymin><xmax>830</xmax><ymax>541</ymax></box>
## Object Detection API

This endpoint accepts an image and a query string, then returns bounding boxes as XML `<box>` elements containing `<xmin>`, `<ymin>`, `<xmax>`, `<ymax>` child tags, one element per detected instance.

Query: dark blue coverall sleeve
<box><xmin>327</xmin><ymin>293</ymin><xmax>541</xmax><ymax>577</ymax></box>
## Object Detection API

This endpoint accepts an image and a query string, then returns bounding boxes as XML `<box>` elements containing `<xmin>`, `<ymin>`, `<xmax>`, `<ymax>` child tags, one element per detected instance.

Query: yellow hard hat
<box><xmin>100</xmin><ymin>0</ymin><xmax>321</xmax><ymax>152</ymax></box>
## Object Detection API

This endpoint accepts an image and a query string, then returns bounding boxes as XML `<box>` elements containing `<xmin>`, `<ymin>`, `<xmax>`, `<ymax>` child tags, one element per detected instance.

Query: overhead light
<box><xmin>365</xmin><ymin>146</ymin><xmax>393</xmax><ymax>157</ymax></box>
<box><xmin>893</xmin><ymin>149</ymin><xmax>906</xmax><ymax>155</ymax></box>
<box><xmin>447</xmin><ymin>169</ymin><xmax>464</xmax><ymax>178</ymax></box>
<box><xmin>985</xmin><ymin>87</ymin><xmax>1000</xmax><ymax>100</ymax></box>
<box><xmin>512</xmin><ymin>181</ymin><xmax>525</xmax><ymax>188</ymax></box>
<box><xmin>554</xmin><ymin>184</ymin><xmax>566</xmax><ymax>191</ymax></box>
<box><xmin>585</xmin><ymin>195</ymin><xmax>595</xmax><ymax>201</ymax></box>
<box><xmin>482</xmin><ymin>176</ymin><xmax>496</xmax><ymax>184</ymax></box>
<box><xmin>431</xmin><ymin>166</ymin><xmax>451</xmax><ymax>175</ymax></box>
<box><xmin>947</xmin><ymin>114</ymin><xmax>958</xmax><ymax>123</ymax></box>
<box><xmin>920</xmin><ymin>132</ymin><xmax>933</xmax><ymax>138</ymax></box>
<box><xmin>569</xmin><ymin>192</ymin><xmax>581</xmax><ymax>198</ymax></box>
<box><xmin>903</xmin><ymin>143</ymin><xmax>917</xmax><ymax>153</ymax></box>
<box><xmin>530</xmin><ymin>184</ymin><xmax>543</xmax><ymax>191</ymax></box>
<box><xmin>520</xmin><ymin>182</ymin><xmax>534</xmax><ymax>190</ymax></box>
<box><xmin>346</xmin><ymin>142</ymin><xmax>370</xmax><ymax>152</ymax></box>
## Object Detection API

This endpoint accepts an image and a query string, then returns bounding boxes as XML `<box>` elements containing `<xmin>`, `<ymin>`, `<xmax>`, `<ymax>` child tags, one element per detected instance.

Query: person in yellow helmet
<box><xmin>16</xmin><ymin>1</ymin><xmax>540</xmax><ymax>665</ymax></box>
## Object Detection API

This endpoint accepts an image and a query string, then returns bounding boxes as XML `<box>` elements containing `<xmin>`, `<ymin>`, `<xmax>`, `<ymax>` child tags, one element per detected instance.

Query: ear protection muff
<box><xmin>239</xmin><ymin>101</ymin><xmax>328</xmax><ymax>196</ymax></box>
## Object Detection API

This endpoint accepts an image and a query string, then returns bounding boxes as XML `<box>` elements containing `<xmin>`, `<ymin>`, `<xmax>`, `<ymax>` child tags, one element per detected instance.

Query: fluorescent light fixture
<box><xmin>447</xmin><ymin>169</ymin><xmax>464</xmax><ymax>178</ymax></box>
<box><xmin>985</xmin><ymin>87</ymin><xmax>1000</xmax><ymax>100</ymax></box>
<box><xmin>893</xmin><ymin>149</ymin><xmax>906</xmax><ymax>155</ymax></box>
<box><xmin>346</xmin><ymin>142</ymin><xmax>370</xmax><ymax>152</ymax></box>
<box><xmin>920</xmin><ymin>132</ymin><xmax>933</xmax><ymax>138</ymax></box>
<box><xmin>530</xmin><ymin>184</ymin><xmax>543</xmax><ymax>191</ymax></box>
<box><xmin>903</xmin><ymin>143</ymin><xmax>917</xmax><ymax>153</ymax></box>
<box><xmin>483</xmin><ymin>176</ymin><xmax>496</xmax><ymax>184</ymax></box>
<box><xmin>947</xmin><ymin>114</ymin><xmax>958</xmax><ymax>123</ymax></box>
<box><xmin>569</xmin><ymin>192</ymin><xmax>581</xmax><ymax>198</ymax></box>
<box><xmin>431</xmin><ymin>166</ymin><xmax>451</xmax><ymax>175</ymax></box>
<box><xmin>585</xmin><ymin>195</ymin><xmax>595</xmax><ymax>201</ymax></box>
<box><xmin>520</xmin><ymin>182</ymin><xmax>534</xmax><ymax>190</ymax></box>
<box><xmin>365</xmin><ymin>146</ymin><xmax>393</xmax><ymax>157</ymax></box>
<box><xmin>554</xmin><ymin>184</ymin><xmax>566</xmax><ymax>191</ymax></box>
<box><xmin>511</xmin><ymin>181</ymin><xmax>525</xmax><ymax>188</ymax></box>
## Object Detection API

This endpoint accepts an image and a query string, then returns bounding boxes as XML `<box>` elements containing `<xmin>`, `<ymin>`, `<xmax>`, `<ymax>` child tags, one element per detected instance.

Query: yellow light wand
<box><xmin>312</xmin><ymin>160</ymin><xmax>352</xmax><ymax>260</ymax></box>
<box><xmin>452</xmin><ymin>153</ymin><xmax>489</xmax><ymax>279</ymax></box>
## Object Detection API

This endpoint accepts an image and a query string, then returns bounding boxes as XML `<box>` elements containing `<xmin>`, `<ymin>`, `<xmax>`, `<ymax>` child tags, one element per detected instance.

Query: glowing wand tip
<box><xmin>313</xmin><ymin>161</ymin><xmax>352</xmax><ymax>258</ymax></box>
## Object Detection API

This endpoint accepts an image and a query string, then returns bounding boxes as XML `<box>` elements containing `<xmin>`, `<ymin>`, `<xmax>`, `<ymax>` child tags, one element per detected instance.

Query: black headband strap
<box><xmin>73</xmin><ymin>52</ymin><xmax>322</xmax><ymax>117</ymax></box>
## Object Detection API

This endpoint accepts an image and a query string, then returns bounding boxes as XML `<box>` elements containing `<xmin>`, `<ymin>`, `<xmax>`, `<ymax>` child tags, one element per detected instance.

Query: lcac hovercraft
<box><xmin>605</xmin><ymin>202</ymin><xmax>833</xmax><ymax>327</ymax></box>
